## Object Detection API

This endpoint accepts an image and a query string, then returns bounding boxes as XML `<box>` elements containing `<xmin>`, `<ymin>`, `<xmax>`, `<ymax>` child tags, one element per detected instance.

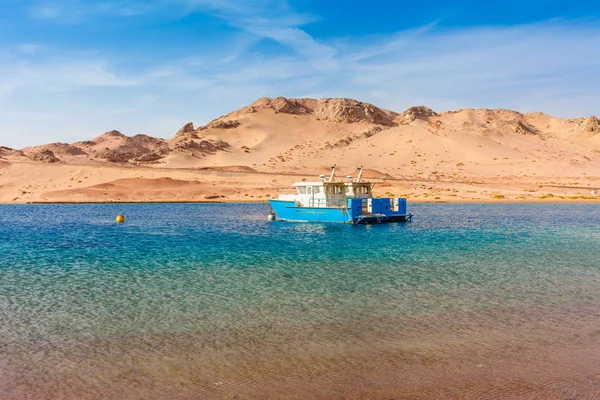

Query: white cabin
<box><xmin>278</xmin><ymin>166</ymin><xmax>374</xmax><ymax>208</ymax></box>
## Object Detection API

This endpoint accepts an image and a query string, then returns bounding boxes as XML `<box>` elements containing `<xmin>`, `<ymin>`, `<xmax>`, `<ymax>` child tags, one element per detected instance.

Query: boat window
<box><xmin>313</xmin><ymin>186</ymin><xmax>321</xmax><ymax>194</ymax></box>
<box><xmin>357</xmin><ymin>185</ymin><xmax>370</xmax><ymax>194</ymax></box>
<box><xmin>307</xmin><ymin>186</ymin><xmax>312</xmax><ymax>194</ymax></box>
<box><xmin>298</xmin><ymin>186</ymin><xmax>306</xmax><ymax>194</ymax></box>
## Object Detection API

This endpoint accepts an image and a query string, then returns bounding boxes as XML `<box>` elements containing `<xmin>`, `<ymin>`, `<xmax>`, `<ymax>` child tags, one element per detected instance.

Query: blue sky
<box><xmin>1</xmin><ymin>0</ymin><xmax>600</xmax><ymax>148</ymax></box>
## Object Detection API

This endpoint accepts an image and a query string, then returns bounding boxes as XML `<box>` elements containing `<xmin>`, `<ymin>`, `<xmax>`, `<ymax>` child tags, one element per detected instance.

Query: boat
<box><xmin>268</xmin><ymin>166</ymin><xmax>413</xmax><ymax>224</ymax></box>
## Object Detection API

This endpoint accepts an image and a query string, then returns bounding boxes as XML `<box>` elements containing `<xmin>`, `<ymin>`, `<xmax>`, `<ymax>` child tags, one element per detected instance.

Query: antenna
<box><xmin>356</xmin><ymin>166</ymin><xmax>364</xmax><ymax>182</ymax></box>
<box><xmin>328</xmin><ymin>164</ymin><xmax>337</xmax><ymax>182</ymax></box>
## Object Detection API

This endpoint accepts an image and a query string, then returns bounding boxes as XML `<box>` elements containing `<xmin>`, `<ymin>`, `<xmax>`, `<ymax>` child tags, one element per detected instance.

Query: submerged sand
<box><xmin>3</xmin><ymin>304</ymin><xmax>600</xmax><ymax>399</ymax></box>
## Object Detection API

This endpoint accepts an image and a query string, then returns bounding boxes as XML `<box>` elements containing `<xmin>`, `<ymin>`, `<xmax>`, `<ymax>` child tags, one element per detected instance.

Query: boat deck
<box><xmin>355</xmin><ymin>213</ymin><xmax>413</xmax><ymax>224</ymax></box>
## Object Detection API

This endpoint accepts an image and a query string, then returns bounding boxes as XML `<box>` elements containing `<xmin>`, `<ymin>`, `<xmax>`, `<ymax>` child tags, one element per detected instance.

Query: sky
<box><xmin>1</xmin><ymin>0</ymin><xmax>600</xmax><ymax>148</ymax></box>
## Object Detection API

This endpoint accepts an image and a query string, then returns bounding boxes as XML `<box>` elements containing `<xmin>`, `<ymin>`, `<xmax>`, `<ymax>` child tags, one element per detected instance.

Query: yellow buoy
<box><xmin>116</xmin><ymin>215</ymin><xmax>125</xmax><ymax>223</ymax></box>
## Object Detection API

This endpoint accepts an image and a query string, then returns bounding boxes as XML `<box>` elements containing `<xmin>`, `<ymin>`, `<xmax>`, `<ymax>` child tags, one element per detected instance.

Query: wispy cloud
<box><xmin>26</xmin><ymin>0</ymin><xmax>161</xmax><ymax>21</ymax></box>
<box><xmin>0</xmin><ymin>47</ymin><xmax>137</xmax><ymax>98</ymax></box>
<box><xmin>27</xmin><ymin>0</ymin><xmax>334</xmax><ymax>60</ymax></box>
<box><xmin>185</xmin><ymin>0</ymin><xmax>335</xmax><ymax>60</ymax></box>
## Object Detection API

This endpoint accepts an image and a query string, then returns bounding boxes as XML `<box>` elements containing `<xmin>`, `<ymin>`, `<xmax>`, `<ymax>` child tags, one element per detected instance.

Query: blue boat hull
<box><xmin>269</xmin><ymin>200</ymin><xmax>352</xmax><ymax>223</ymax></box>
<box><xmin>269</xmin><ymin>198</ymin><xmax>412</xmax><ymax>224</ymax></box>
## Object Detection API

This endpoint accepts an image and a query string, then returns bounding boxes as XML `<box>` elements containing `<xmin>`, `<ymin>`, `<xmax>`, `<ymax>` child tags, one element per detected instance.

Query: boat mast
<box><xmin>356</xmin><ymin>166</ymin><xmax>363</xmax><ymax>182</ymax></box>
<box><xmin>328</xmin><ymin>165</ymin><xmax>337</xmax><ymax>182</ymax></box>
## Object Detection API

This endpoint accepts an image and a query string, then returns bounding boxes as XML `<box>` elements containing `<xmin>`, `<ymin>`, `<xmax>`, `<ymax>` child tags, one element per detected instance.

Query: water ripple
<box><xmin>1</xmin><ymin>203</ymin><xmax>600</xmax><ymax>399</ymax></box>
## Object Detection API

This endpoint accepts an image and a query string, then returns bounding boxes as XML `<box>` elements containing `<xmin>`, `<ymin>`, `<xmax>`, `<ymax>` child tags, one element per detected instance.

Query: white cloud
<box><xmin>28</xmin><ymin>3</ymin><xmax>62</xmax><ymax>19</ymax></box>
<box><xmin>0</xmin><ymin>51</ymin><xmax>137</xmax><ymax>99</ymax></box>
<box><xmin>27</xmin><ymin>0</ymin><xmax>333</xmax><ymax>60</ymax></box>
<box><xmin>26</xmin><ymin>0</ymin><xmax>161</xmax><ymax>21</ymax></box>
<box><xmin>16</xmin><ymin>44</ymin><xmax>44</xmax><ymax>54</ymax></box>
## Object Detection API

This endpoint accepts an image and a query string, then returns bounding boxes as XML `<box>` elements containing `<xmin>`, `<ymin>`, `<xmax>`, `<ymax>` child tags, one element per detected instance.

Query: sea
<box><xmin>1</xmin><ymin>203</ymin><xmax>600</xmax><ymax>399</ymax></box>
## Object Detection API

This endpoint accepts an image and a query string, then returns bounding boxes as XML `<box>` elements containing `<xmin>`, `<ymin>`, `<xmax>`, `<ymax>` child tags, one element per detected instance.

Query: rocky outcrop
<box><xmin>129</xmin><ymin>135</ymin><xmax>170</xmax><ymax>153</ymax></box>
<box><xmin>98</xmin><ymin>130</ymin><xmax>125</xmax><ymax>140</ymax></box>
<box><xmin>252</xmin><ymin>97</ymin><xmax>313</xmax><ymax>115</ymax></box>
<box><xmin>583</xmin><ymin>116</ymin><xmax>600</xmax><ymax>134</ymax></box>
<box><xmin>49</xmin><ymin>143</ymin><xmax>88</xmax><ymax>156</ymax></box>
<box><xmin>513</xmin><ymin>121</ymin><xmax>537</xmax><ymax>135</ymax></box>
<box><xmin>175</xmin><ymin>122</ymin><xmax>196</xmax><ymax>137</ymax></box>
<box><xmin>173</xmin><ymin>139</ymin><xmax>230</xmax><ymax>154</ymax></box>
<box><xmin>77</xmin><ymin>130</ymin><xmax>124</xmax><ymax>147</ymax></box>
<box><xmin>207</xmin><ymin>119</ymin><xmax>241</xmax><ymax>129</ymax></box>
<box><xmin>28</xmin><ymin>149</ymin><xmax>60</xmax><ymax>163</ymax></box>
<box><xmin>35</xmin><ymin>143</ymin><xmax>87</xmax><ymax>156</ymax></box>
<box><xmin>401</xmin><ymin>106</ymin><xmax>439</xmax><ymax>124</ymax></box>
<box><xmin>21</xmin><ymin>143</ymin><xmax>87</xmax><ymax>162</ymax></box>
<box><xmin>362</xmin><ymin>126</ymin><xmax>384</xmax><ymax>138</ymax></box>
<box><xmin>94</xmin><ymin>149</ymin><xmax>136</xmax><ymax>163</ymax></box>
<box><xmin>132</xmin><ymin>153</ymin><xmax>164</xmax><ymax>163</ymax></box>
<box><xmin>77</xmin><ymin>132</ymin><xmax>170</xmax><ymax>163</ymax></box>
<box><xmin>313</xmin><ymin>98</ymin><xmax>397</xmax><ymax>126</ymax></box>
<box><xmin>323</xmin><ymin>126</ymin><xmax>384</xmax><ymax>149</ymax></box>
<box><xmin>0</xmin><ymin>146</ymin><xmax>22</xmax><ymax>158</ymax></box>
<box><xmin>94</xmin><ymin>146</ymin><xmax>168</xmax><ymax>163</ymax></box>
<box><xmin>249</xmin><ymin>97</ymin><xmax>397</xmax><ymax>126</ymax></box>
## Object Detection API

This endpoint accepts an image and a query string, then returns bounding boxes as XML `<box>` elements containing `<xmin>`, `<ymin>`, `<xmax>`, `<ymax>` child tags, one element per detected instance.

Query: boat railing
<box><xmin>308</xmin><ymin>198</ymin><xmax>348</xmax><ymax>208</ymax></box>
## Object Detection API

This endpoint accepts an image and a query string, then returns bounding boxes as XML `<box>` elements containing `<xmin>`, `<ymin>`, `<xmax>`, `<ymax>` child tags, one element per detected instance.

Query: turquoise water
<box><xmin>1</xmin><ymin>203</ymin><xmax>600</xmax><ymax>399</ymax></box>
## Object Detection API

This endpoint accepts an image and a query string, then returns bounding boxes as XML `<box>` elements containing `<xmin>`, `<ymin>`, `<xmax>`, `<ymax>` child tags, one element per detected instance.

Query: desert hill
<box><xmin>1</xmin><ymin>97</ymin><xmax>599</xmax><ymax>203</ymax></box>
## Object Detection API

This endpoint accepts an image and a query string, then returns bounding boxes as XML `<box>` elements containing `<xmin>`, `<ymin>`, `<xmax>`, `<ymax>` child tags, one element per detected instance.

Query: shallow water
<box><xmin>1</xmin><ymin>203</ymin><xmax>600</xmax><ymax>399</ymax></box>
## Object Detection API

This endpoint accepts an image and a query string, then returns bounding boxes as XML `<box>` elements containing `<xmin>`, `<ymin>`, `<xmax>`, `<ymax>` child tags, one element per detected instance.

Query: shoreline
<box><xmin>1</xmin><ymin>199</ymin><xmax>598</xmax><ymax>205</ymax></box>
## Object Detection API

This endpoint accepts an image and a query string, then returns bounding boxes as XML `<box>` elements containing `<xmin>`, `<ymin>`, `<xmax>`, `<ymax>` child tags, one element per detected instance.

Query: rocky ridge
<box><xmin>8</xmin><ymin>97</ymin><xmax>600</xmax><ymax>166</ymax></box>
<box><xmin>0</xmin><ymin>146</ymin><xmax>23</xmax><ymax>159</ymax></box>
<box><xmin>245</xmin><ymin>97</ymin><xmax>398</xmax><ymax>126</ymax></box>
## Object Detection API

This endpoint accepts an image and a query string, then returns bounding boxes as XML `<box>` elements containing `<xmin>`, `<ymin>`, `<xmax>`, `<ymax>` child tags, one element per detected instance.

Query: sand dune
<box><xmin>42</xmin><ymin>177</ymin><xmax>237</xmax><ymax>202</ymax></box>
<box><xmin>1</xmin><ymin>97</ymin><xmax>599</xmax><ymax>203</ymax></box>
